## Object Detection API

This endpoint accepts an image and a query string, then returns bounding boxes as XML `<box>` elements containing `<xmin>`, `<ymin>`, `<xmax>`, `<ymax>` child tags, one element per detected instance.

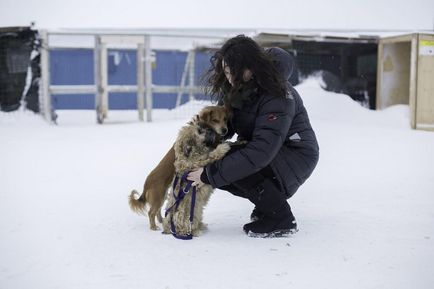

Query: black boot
<box><xmin>243</xmin><ymin>202</ymin><xmax>297</xmax><ymax>238</ymax></box>
<box><xmin>242</xmin><ymin>178</ymin><xmax>298</xmax><ymax>238</ymax></box>
<box><xmin>250</xmin><ymin>207</ymin><xmax>265</xmax><ymax>222</ymax></box>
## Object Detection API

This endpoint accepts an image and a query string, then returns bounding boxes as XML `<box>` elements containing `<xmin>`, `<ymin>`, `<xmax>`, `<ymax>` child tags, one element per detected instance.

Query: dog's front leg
<box><xmin>162</xmin><ymin>212</ymin><xmax>172</xmax><ymax>234</ymax></box>
<box><xmin>192</xmin><ymin>143</ymin><xmax>230</xmax><ymax>168</ymax></box>
<box><xmin>208</xmin><ymin>142</ymin><xmax>231</xmax><ymax>161</ymax></box>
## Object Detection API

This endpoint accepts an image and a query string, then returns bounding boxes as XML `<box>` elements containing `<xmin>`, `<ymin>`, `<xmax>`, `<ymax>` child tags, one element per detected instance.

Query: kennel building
<box><xmin>377</xmin><ymin>33</ymin><xmax>434</xmax><ymax>130</ymax></box>
<box><xmin>254</xmin><ymin>31</ymin><xmax>434</xmax><ymax>131</ymax></box>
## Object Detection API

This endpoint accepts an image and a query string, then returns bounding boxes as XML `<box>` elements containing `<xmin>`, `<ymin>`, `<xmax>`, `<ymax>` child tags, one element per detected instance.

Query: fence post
<box><xmin>94</xmin><ymin>35</ymin><xmax>103</xmax><ymax>124</ymax></box>
<box><xmin>144</xmin><ymin>35</ymin><xmax>152</xmax><ymax>122</ymax></box>
<box><xmin>188</xmin><ymin>49</ymin><xmax>196</xmax><ymax>102</ymax></box>
<box><xmin>39</xmin><ymin>30</ymin><xmax>53</xmax><ymax>123</ymax></box>
<box><xmin>94</xmin><ymin>35</ymin><xmax>108</xmax><ymax>124</ymax></box>
<box><xmin>137</xmin><ymin>43</ymin><xmax>145</xmax><ymax>121</ymax></box>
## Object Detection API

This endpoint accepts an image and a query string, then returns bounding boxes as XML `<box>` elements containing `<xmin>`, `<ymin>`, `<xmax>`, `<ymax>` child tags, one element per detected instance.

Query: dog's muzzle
<box><xmin>220</xmin><ymin>127</ymin><xmax>228</xmax><ymax>137</ymax></box>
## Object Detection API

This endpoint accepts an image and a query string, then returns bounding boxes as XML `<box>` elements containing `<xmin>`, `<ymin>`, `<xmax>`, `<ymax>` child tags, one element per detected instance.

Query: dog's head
<box><xmin>196</xmin><ymin>106</ymin><xmax>229</xmax><ymax>137</ymax></box>
<box><xmin>196</xmin><ymin>121</ymin><xmax>221</xmax><ymax>149</ymax></box>
<box><xmin>181</xmin><ymin>122</ymin><xmax>222</xmax><ymax>157</ymax></box>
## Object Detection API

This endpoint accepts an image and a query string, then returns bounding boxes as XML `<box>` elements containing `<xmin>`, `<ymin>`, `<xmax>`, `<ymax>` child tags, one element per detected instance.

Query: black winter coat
<box><xmin>204</xmin><ymin>48</ymin><xmax>319</xmax><ymax>198</ymax></box>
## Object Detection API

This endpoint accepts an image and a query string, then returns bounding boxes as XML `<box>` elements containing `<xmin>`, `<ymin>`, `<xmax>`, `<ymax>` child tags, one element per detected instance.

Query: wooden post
<box><xmin>144</xmin><ymin>35</ymin><xmax>153</xmax><ymax>122</ymax></box>
<box><xmin>415</xmin><ymin>33</ymin><xmax>434</xmax><ymax>130</ymax></box>
<box><xmin>39</xmin><ymin>30</ymin><xmax>53</xmax><ymax>123</ymax></box>
<box><xmin>375</xmin><ymin>41</ymin><xmax>384</xmax><ymax>110</ymax></box>
<box><xmin>100</xmin><ymin>42</ymin><xmax>108</xmax><ymax>121</ymax></box>
<box><xmin>94</xmin><ymin>36</ymin><xmax>108</xmax><ymax>124</ymax></box>
<box><xmin>409</xmin><ymin>34</ymin><xmax>419</xmax><ymax>129</ymax></box>
<box><xmin>188</xmin><ymin>49</ymin><xmax>196</xmax><ymax>102</ymax></box>
<box><xmin>137</xmin><ymin>43</ymin><xmax>145</xmax><ymax>121</ymax></box>
<box><xmin>94</xmin><ymin>35</ymin><xmax>103</xmax><ymax>124</ymax></box>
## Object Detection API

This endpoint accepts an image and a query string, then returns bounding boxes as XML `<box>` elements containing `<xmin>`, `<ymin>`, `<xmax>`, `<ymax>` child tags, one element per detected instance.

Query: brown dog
<box><xmin>163</xmin><ymin>121</ymin><xmax>230</xmax><ymax>237</ymax></box>
<box><xmin>129</xmin><ymin>106</ymin><xmax>229</xmax><ymax>230</ymax></box>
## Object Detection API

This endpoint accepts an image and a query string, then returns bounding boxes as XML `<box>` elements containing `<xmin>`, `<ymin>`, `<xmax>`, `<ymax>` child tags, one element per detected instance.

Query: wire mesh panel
<box><xmin>44</xmin><ymin>32</ymin><xmax>224</xmax><ymax>123</ymax></box>
<box><xmin>0</xmin><ymin>27</ymin><xmax>40</xmax><ymax>113</ymax></box>
<box><xmin>50</xmin><ymin>48</ymin><xmax>94</xmax><ymax>110</ymax></box>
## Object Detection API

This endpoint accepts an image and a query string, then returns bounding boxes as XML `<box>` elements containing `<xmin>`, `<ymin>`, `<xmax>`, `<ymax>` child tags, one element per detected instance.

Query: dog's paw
<box><xmin>162</xmin><ymin>217</ymin><xmax>172</xmax><ymax>234</ymax></box>
<box><xmin>216</xmin><ymin>142</ymin><xmax>231</xmax><ymax>154</ymax></box>
<box><xmin>199</xmin><ymin>222</ymin><xmax>208</xmax><ymax>231</ymax></box>
<box><xmin>208</xmin><ymin>142</ymin><xmax>231</xmax><ymax>160</ymax></box>
<box><xmin>150</xmin><ymin>224</ymin><xmax>161</xmax><ymax>231</ymax></box>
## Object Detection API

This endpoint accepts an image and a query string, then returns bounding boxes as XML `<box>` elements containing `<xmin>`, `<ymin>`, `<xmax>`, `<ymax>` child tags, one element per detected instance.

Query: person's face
<box><xmin>222</xmin><ymin>60</ymin><xmax>252</xmax><ymax>87</ymax></box>
<box><xmin>222</xmin><ymin>60</ymin><xmax>234</xmax><ymax>86</ymax></box>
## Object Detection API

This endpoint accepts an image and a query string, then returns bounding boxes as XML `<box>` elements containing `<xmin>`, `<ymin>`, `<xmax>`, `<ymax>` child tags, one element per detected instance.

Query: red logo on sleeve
<box><xmin>267</xmin><ymin>114</ymin><xmax>278</xmax><ymax>121</ymax></box>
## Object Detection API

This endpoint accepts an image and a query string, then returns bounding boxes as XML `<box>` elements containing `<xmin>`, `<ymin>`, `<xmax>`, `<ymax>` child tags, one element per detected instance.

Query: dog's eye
<box><xmin>212</xmin><ymin>119</ymin><xmax>219</xmax><ymax>123</ymax></box>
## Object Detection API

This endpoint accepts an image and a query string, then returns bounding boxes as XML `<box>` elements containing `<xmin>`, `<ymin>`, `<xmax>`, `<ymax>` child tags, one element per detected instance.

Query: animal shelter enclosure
<box><xmin>38</xmin><ymin>29</ymin><xmax>229</xmax><ymax>123</ymax></box>
<box><xmin>254</xmin><ymin>32</ymin><xmax>378</xmax><ymax>109</ymax></box>
<box><xmin>377</xmin><ymin>33</ymin><xmax>434</xmax><ymax>130</ymax></box>
<box><xmin>1</xmin><ymin>27</ymin><xmax>433</xmax><ymax>130</ymax></box>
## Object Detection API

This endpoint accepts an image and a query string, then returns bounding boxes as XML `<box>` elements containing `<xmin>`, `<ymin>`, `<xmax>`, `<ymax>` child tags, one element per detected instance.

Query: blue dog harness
<box><xmin>164</xmin><ymin>171</ymin><xmax>197</xmax><ymax>240</ymax></box>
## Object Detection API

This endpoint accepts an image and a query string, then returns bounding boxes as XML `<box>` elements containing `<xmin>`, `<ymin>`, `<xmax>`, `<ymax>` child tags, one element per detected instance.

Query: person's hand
<box><xmin>187</xmin><ymin>167</ymin><xmax>204</xmax><ymax>187</ymax></box>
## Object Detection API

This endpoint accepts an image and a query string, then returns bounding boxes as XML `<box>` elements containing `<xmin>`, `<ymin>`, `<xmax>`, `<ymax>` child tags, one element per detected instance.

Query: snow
<box><xmin>1</xmin><ymin>77</ymin><xmax>434</xmax><ymax>289</ymax></box>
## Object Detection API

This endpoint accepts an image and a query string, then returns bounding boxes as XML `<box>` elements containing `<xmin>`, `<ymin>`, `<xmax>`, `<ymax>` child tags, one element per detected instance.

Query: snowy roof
<box><xmin>44</xmin><ymin>28</ymin><xmax>434</xmax><ymax>50</ymax></box>
<box><xmin>46</xmin><ymin>28</ymin><xmax>256</xmax><ymax>51</ymax></box>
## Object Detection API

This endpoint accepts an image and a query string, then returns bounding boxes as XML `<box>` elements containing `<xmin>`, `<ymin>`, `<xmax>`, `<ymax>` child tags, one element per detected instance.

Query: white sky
<box><xmin>0</xmin><ymin>0</ymin><xmax>433</xmax><ymax>31</ymax></box>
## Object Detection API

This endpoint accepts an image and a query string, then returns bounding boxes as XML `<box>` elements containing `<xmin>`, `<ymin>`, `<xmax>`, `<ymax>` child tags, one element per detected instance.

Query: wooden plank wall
<box><xmin>416</xmin><ymin>34</ymin><xmax>434</xmax><ymax>131</ymax></box>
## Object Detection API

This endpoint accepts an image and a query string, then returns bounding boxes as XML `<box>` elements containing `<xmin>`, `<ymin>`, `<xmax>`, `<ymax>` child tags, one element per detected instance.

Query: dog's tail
<box><xmin>128</xmin><ymin>190</ymin><xmax>147</xmax><ymax>215</ymax></box>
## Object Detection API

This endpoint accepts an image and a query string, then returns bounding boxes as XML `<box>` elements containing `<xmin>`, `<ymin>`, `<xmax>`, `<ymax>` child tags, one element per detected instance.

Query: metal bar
<box><xmin>137</xmin><ymin>43</ymin><xmax>145</xmax><ymax>121</ymax></box>
<box><xmin>50</xmin><ymin>85</ymin><xmax>96</xmax><ymax>94</ymax></box>
<box><xmin>47</xmin><ymin>30</ymin><xmax>230</xmax><ymax>39</ymax></box>
<box><xmin>153</xmin><ymin>85</ymin><xmax>204</xmax><ymax>94</ymax></box>
<box><xmin>101</xmin><ymin>35</ymin><xmax>145</xmax><ymax>45</ymax></box>
<box><xmin>49</xmin><ymin>84</ymin><xmax>205</xmax><ymax>95</ymax></box>
<box><xmin>108</xmin><ymin>85</ymin><xmax>139</xmax><ymax>93</ymax></box>
<box><xmin>176</xmin><ymin>50</ymin><xmax>192</xmax><ymax>108</ymax></box>
<box><xmin>144</xmin><ymin>35</ymin><xmax>153</xmax><ymax>122</ymax></box>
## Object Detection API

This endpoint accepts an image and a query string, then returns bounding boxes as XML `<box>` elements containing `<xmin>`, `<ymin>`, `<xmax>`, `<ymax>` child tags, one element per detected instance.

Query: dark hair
<box><xmin>204</xmin><ymin>35</ymin><xmax>287</xmax><ymax>107</ymax></box>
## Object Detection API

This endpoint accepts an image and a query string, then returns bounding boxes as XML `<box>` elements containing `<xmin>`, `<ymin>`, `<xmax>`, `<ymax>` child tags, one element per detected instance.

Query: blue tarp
<box><xmin>50</xmin><ymin>49</ymin><xmax>212</xmax><ymax>110</ymax></box>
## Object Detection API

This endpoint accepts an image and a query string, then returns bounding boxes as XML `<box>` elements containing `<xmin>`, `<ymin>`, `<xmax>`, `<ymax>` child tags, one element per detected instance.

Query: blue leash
<box><xmin>165</xmin><ymin>171</ymin><xmax>197</xmax><ymax>240</ymax></box>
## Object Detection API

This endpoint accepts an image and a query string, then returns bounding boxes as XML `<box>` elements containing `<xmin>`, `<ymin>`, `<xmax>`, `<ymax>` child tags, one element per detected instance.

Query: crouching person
<box><xmin>188</xmin><ymin>35</ymin><xmax>319</xmax><ymax>238</ymax></box>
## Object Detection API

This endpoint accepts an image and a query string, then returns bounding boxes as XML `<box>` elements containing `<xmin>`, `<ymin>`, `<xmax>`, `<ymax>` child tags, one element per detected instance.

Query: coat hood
<box><xmin>266</xmin><ymin>47</ymin><xmax>295</xmax><ymax>81</ymax></box>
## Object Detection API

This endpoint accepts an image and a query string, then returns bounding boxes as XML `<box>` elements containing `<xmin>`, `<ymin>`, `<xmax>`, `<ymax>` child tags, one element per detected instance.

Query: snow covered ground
<box><xmin>1</xmin><ymin>78</ymin><xmax>433</xmax><ymax>289</ymax></box>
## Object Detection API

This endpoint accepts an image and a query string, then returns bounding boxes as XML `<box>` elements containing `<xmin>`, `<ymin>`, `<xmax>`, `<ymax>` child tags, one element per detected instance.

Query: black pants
<box><xmin>217</xmin><ymin>143</ymin><xmax>283</xmax><ymax>201</ymax></box>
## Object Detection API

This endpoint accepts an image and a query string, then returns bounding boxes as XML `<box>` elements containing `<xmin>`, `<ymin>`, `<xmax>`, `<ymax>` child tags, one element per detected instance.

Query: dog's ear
<box><xmin>207</xmin><ymin>110</ymin><xmax>214</xmax><ymax>122</ymax></box>
<box><xmin>199</xmin><ymin>107</ymin><xmax>212</xmax><ymax>123</ymax></box>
